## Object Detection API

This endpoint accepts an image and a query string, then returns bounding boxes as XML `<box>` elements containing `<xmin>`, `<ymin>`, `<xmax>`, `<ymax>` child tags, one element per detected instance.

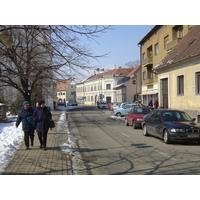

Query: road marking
<box><xmin>154</xmin><ymin>150</ymin><xmax>177</xmax><ymax>161</ymax></box>
<box><xmin>121</xmin><ymin>132</ymin><xmax>130</xmax><ymax>138</ymax></box>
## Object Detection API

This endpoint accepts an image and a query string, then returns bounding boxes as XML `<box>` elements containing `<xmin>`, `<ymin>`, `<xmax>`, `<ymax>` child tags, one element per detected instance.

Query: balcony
<box><xmin>143</xmin><ymin>78</ymin><xmax>154</xmax><ymax>85</ymax></box>
<box><xmin>143</xmin><ymin>56</ymin><xmax>153</xmax><ymax>66</ymax></box>
<box><xmin>166</xmin><ymin>38</ymin><xmax>182</xmax><ymax>51</ymax></box>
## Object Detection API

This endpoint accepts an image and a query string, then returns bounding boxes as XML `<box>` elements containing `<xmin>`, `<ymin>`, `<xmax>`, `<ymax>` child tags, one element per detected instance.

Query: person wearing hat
<box><xmin>33</xmin><ymin>100</ymin><xmax>52</xmax><ymax>150</ymax></box>
<box><xmin>16</xmin><ymin>101</ymin><xmax>35</xmax><ymax>150</ymax></box>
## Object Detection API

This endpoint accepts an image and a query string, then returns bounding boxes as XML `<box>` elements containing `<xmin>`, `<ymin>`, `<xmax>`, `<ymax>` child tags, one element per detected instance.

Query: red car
<box><xmin>125</xmin><ymin>107</ymin><xmax>152</xmax><ymax>129</ymax></box>
<box><xmin>110</xmin><ymin>102</ymin><xmax>120</xmax><ymax>110</ymax></box>
<box><xmin>106</xmin><ymin>102</ymin><xmax>117</xmax><ymax>110</ymax></box>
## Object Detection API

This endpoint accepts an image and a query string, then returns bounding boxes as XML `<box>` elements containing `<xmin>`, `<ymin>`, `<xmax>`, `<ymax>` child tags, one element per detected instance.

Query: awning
<box><xmin>140</xmin><ymin>89</ymin><xmax>158</xmax><ymax>96</ymax></box>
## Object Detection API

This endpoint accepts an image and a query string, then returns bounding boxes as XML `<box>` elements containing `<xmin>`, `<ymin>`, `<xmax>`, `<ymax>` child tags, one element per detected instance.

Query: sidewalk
<box><xmin>2</xmin><ymin>111</ymin><xmax>72</xmax><ymax>175</ymax></box>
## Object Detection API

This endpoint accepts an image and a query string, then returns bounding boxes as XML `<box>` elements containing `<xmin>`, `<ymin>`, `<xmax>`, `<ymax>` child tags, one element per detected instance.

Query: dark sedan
<box><xmin>142</xmin><ymin>109</ymin><xmax>200</xmax><ymax>144</ymax></box>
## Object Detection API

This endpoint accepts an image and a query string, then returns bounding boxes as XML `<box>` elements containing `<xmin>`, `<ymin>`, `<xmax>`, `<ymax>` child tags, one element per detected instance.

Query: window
<box><xmin>164</xmin><ymin>35</ymin><xmax>169</xmax><ymax>50</ymax></box>
<box><xmin>106</xmin><ymin>84</ymin><xmax>111</xmax><ymax>90</ymax></box>
<box><xmin>155</xmin><ymin>43</ymin><xmax>159</xmax><ymax>55</ymax></box>
<box><xmin>91</xmin><ymin>96</ymin><xmax>93</xmax><ymax>101</ymax></box>
<box><xmin>147</xmin><ymin>46</ymin><xmax>152</xmax><ymax>57</ymax></box>
<box><xmin>177</xmin><ymin>27</ymin><xmax>183</xmax><ymax>38</ymax></box>
<box><xmin>91</xmin><ymin>86</ymin><xmax>93</xmax><ymax>91</ymax></box>
<box><xmin>142</xmin><ymin>53</ymin><xmax>146</xmax><ymax>61</ymax></box>
<box><xmin>173</xmin><ymin>25</ymin><xmax>184</xmax><ymax>40</ymax></box>
<box><xmin>195</xmin><ymin>72</ymin><xmax>200</xmax><ymax>95</ymax></box>
<box><xmin>177</xmin><ymin>75</ymin><xmax>184</xmax><ymax>96</ymax></box>
<box><xmin>143</xmin><ymin>71</ymin><xmax>147</xmax><ymax>80</ymax></box>
<box><xmin>87</xmin><ymin>96</ymin><xmax>90</xmax><ymax>101</ymax></box>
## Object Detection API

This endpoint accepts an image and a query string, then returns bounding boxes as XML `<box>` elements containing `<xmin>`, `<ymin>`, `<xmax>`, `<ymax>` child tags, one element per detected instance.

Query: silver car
<box><xmin>98</xmin><ymin>102</ymin><xmax>107</xmax><ymax>109</ymax></box>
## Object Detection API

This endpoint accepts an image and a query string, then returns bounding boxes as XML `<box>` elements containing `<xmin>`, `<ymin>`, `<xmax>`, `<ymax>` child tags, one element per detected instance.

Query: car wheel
<box><xmin>125</xmin><ymin>118</ymin><xmax>129</xmax><ymax>126</ymax></box>
<box><xmin>116</xmin><ymin>112</ymin><xmax>122</xmax><ymax>117</ymax></box>
<box><xmin>163</xmin><ymin>129</ymin><xmax>170</xmax><ymax>144</ymax></box>
<box><xmin>143</xmin><ymin>124</ymin><xmax>149</xmax><ymax>136</ymax></box>
<box><xmin>132</xmin><ymin>120</ymin><xmax>137</xmax><ymax>129</ymax></box>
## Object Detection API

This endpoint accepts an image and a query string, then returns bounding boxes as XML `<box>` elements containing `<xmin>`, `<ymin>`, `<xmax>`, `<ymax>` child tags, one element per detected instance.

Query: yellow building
<box><xmin>138</xmin><ymin>25</ymin><xmax>193</xmax><ymax>106</ymax></box>
<box><xmin>155</xmin><ymin>25</ymin><xmax>200</xmax><ymax>121</ymax></box>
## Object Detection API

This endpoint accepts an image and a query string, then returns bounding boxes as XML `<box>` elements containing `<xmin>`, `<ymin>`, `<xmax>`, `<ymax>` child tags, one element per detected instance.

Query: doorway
<box><xmin>161</xmin><ymin>78</ymin><xmax>168</xmax><ymax>108</ymax></box>
<box><xmin>106</xmin><ymin>97</ymin><xmax>111</xmax><ymax>103</ymax></box>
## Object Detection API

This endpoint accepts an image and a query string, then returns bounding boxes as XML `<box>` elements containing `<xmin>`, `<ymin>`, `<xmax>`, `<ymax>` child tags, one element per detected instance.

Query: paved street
<box><xmin>67</xmin><ymin>106</ymin><xmax>200</xmax><ymax>175</ymax></box>
<box><xmin>3</xmin><ymin>106</ymin><xmax>200</xmax><ymax>175</ymax></box>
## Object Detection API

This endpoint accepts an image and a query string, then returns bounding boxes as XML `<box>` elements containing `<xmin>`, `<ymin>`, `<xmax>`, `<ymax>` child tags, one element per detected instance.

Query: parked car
<box><xmin>112</xmin><ymin>103</ymin><xmax>123</xmax><ymax>111</ymax></box>
<box><xmin>66</xmin><ymin>99</ymin><xmax>77</xmax><ymax>106</ymax></box>
<box><xmin>125</xmin><ymin>107</ymin><xmax>152</xmax><ymax>129</ymax></box>
<box><xmin>114</xmin><ymin>103</ymin><xmax>142</xmax><ymax>117</ymax></box>
<box><xmin>98</xmin><ymin>102</ymin><xmax>107</xmax><ymax>109</ymax></box>
<box><xmin>106</xmin><ymin>102</ymin><xmax>117</xmax><ymax>110</ymax></box>
<box><xmin>142</xmin><ymin>109</ymin><xmax>200</xmax><ymax>144</ymax></box>
<box><xmin>110</xmin><ymin>103</ymin><xmax>120</xmax><ymax>110</ymax></box>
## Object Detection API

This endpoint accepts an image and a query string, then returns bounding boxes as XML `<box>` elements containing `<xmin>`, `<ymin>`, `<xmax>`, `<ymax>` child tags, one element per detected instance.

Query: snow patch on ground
<box><xmin>57</xmin><ymin>111</ymin><xmax>88</xmax><ymax>175</ymax></box>
<box><xmin>0</xmin><ymin>120</ymin><xmax>23</xmax><ymax>174</ymax></box>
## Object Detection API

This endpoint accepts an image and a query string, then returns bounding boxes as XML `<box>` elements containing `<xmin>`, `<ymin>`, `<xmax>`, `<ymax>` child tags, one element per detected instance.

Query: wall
<box><xmin>76</xmin><ymin>76</ymin><xmax>127</xmax><ymax>105</ymax></box>
<box><xmin>140</xmin><ymin>25</ymin><xmax>192</xmax><ymax>105</ymax></box>
<box><xmin>158</xmin><ymin>57</ymin><xmax>200</xmax><ymax>120</ymax></box>
<box><xmin>125</xmin><ymin>68</ymin><xmax>141</xmax><ymax>102</ymax></box>
<box><xmin>66</xmin><ymin>84</ymin><xmax>76</xmax><ymax>100</ymax></box>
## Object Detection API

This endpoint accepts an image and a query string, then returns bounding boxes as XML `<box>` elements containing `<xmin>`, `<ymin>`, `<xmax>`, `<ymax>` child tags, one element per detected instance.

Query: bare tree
<box><xmin>125</xmin><ymin>60</ymin><xmax>140</xmax><ymax>68</ymax></box>
<box><xmin>0</xmin><ymin>25</ymin><xmax>111</xmax><ymax>103</ymax></box>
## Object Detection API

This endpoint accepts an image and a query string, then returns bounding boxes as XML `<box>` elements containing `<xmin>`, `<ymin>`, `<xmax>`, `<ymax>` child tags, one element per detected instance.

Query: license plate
<box><xmin>188</xmin><ymin>134</ymin><xmax>199</xmax><ymax>138</ymax></box>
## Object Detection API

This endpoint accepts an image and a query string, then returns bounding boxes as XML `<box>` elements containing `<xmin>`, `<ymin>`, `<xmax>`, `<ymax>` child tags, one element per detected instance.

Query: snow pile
<box><xmin>0</xmin><ymin>121</ymin><xmax>23</xmax><ymax>174</ymax></box>
<box><xmin>58</xmin><ymin>111</ymin><xmax>88</xmax><ymax>175</ymax></box>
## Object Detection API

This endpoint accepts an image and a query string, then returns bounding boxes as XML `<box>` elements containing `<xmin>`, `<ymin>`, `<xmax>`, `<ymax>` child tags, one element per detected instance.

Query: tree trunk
<box><xmin>23</xmin><ymin>93</ymin><xmax>31</xmax><ymax>103</ymax></box>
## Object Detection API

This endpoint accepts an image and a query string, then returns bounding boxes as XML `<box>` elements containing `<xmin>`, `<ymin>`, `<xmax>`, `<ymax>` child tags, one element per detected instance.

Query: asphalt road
<box><xmin>67</xmin><ymin>106</ymin><xmax>200</xmax><ymax>175</ymax></box>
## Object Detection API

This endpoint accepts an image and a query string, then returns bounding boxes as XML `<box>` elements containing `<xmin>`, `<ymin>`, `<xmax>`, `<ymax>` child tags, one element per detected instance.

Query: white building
<box><xmin>76</xmin><ymin>68</ymin><xmax>134</xmax><ymax>105</ymax></box>
<box><xmin>56</xmin><ymin>79</ymin><xmax>76</xmax><ymax>104</ymax></box>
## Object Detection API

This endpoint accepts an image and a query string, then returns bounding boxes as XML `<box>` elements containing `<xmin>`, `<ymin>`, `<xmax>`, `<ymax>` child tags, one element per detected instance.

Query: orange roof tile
<box><xmin>127</xmin><ymin>65</ymin><xmax>141</xmax><ymax>77</ymax></box>
<box><xmin>87</xmin><ymin>68</ymin><xmax>134</xmax><ymax>80</ymax></box>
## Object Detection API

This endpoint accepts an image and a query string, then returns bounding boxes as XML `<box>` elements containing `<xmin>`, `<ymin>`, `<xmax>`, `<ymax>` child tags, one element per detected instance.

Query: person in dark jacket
<box><xmin>148</xmin><ymin>100</ymin><xmax>153</xmax><ymax>107</ymax></box>
<box><xmin>33</xmin><ymin>100</ymin><xmax>52</xmax><ymax>151</ymax></box>
<box><xmin>16</xmin><ymin>101</ymin><xmax>35</xmax><ymax>150</ymax></box>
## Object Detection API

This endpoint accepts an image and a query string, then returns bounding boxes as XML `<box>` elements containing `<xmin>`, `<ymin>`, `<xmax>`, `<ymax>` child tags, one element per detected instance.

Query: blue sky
<box><xmin>79</xmin><ymin>25</ymin><xmax>154</xmax><ymax>70</ymax></box>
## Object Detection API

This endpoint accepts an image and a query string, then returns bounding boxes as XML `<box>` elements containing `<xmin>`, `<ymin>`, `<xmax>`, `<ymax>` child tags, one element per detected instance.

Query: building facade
<box><xmin>155</xmin><ymin>25</ymin><xmax>200</xmax><ymax>121</ymax></box>
<box><xmin>113</xmin><ymin>65</ymin><xmax>141</xmax><ymax>102</ymax></box>
<box><xmin>56</xmin><ymin>79</ymin><xmax>76</xmax><ymax>104</ymax></box>
<box><xmin>138</xmin><ymin>25</ymin><xmax>193</xmax><ymax>106</ymax></box>
<box><xmin>76</xmin><ymin>68</ymin><xmax>134</xmax><ymax>105</ymax></box>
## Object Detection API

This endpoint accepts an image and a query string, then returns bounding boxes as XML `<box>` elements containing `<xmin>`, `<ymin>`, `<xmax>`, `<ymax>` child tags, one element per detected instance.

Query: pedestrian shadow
<box><xmin>131</xmin><ymin>143</ymin><xmax>153</xmax><ymax>148</ymax></box>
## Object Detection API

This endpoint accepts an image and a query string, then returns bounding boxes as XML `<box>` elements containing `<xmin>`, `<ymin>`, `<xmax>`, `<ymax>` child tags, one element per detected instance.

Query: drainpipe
<box><xmin>137</xmin><ymin>43</ymin><xmax>142</xmax><ymax>103</ymax></box>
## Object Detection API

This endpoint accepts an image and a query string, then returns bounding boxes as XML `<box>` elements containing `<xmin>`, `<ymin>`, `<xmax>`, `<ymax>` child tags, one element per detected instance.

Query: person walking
<box><xmin>16</xmin><ymin>101</ymin><xmax>35</xmax><ymax>150</ymax></box>
<box><xmin>148</xmin><ymin>100</ymin><xmax>153</xmax><ymax>107</ymax></box>
<box><xmin>154</xmin><ymin>99</ymin><xmax>159</xmax><ymax>109</ymax></box>
<box><xmin>33</xmin><ymin>100</ymin><xmax>52</xmax><ymax>151</ymax></box>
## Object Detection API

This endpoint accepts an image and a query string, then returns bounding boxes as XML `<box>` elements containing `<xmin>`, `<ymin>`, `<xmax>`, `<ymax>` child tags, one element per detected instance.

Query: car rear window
<box><xmin>133</xmin><ymin>108</ymin><xmax>150</xmax><ymax>114</ymax></box>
